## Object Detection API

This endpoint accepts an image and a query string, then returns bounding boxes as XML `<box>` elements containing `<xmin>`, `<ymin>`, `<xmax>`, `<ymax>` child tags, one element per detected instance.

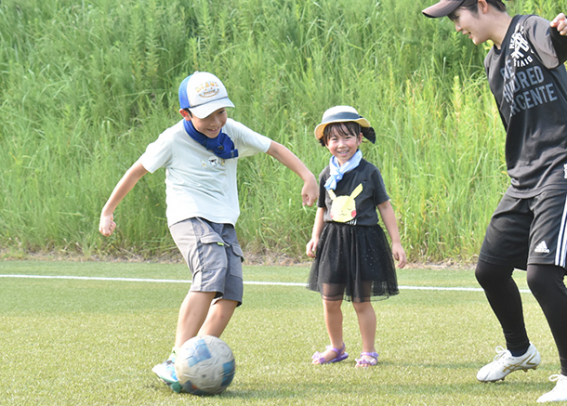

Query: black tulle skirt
<box><xmin>308</xmin><ymin>222</ymin><xmax>398</xmax><ymax>302</ymax></box>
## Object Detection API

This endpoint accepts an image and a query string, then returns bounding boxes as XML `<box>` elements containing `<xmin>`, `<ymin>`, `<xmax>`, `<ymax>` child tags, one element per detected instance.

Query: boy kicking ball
<box><xmin>99</xmin><ymin>71</ymin><xmax>318</xmax><ymax>392</ymax></box>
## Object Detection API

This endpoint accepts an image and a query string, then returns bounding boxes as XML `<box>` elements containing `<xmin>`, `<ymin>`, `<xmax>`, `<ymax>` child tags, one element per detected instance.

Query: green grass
<box><xmin>0</xmin><ymin>260</ymin><xmax>559</xmax><ymax>405</ymax></box>
<box><xmin>2</xmin><ymin>0</ymin><xmax>567</xmax><ymax>262</ymax></box>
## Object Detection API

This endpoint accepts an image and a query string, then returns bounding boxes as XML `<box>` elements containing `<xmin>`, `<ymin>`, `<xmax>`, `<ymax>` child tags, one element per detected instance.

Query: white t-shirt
<box><xmin>140</xmin><ymin>118</ymin><xmax>272</xmax><ymax>227</ymax></box>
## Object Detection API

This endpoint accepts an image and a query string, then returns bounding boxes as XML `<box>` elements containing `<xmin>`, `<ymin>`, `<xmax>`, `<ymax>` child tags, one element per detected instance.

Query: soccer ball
<box><xmin>175</xmin><ymin>335</ymin><xmax>236</xmax><ymax>395</ymax></box>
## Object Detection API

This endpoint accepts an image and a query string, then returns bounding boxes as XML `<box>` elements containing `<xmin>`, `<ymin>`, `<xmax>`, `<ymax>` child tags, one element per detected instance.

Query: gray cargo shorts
<box><xmin>170</xmin><ymin>217</ymin><xmax>244</xmax><ymax>305</ymax></box>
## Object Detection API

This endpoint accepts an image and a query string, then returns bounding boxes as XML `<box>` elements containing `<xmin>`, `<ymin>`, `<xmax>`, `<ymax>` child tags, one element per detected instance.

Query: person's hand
<box><xmin>551</xmin><ymin>13</ymin><xmax>567</xmax><ymax>36</ymax></box>
<box><xmin>392</xmin><ymin>242</ymin><xmax>407</xmax><ymax>268</ymax></box>
<box><xmin>301</xmin><ymin>178</ymin><xmax>319</xmax><ymax>206</ymax></box>
<box><xmin>99</xmin><ymin>213</ymin><xmax>116</xmax><ymax>237</ymax></box>
<box><xmin>306</xmin><ymin>238</ymin><xmax>318</xmax><ymax>258</ymax></box>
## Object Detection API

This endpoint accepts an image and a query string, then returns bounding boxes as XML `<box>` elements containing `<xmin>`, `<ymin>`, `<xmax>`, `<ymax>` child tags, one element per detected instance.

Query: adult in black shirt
<box><xmin>423</xmin><ymin>0</ymin><xmax>567</xmax><ymax>402</ymax></box>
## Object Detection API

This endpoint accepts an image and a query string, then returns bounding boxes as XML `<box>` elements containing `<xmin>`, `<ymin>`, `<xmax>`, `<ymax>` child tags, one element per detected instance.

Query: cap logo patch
<box><xmin>196</xmin><ymin>81</ymin><xmax>220</xmax><ymax>98</ymax></box>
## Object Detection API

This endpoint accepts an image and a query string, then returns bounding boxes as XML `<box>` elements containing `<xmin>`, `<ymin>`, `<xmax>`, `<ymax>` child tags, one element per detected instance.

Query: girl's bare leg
<box><xmin>313</xmin><ymin>299</ymin><xmax>345</xmax><ymax>364</ymax></box>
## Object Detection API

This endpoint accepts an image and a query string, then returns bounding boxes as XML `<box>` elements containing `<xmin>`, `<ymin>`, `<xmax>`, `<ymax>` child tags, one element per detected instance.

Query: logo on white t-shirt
<box><xmin>203</xmin><ymin>156</ymin><xmax>225</xmax><ymax>167</ymax></box>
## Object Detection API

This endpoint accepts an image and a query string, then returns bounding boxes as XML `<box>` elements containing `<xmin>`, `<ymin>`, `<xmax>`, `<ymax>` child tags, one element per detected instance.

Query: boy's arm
<box><xmin>99</xmin><ymin>160</ymin><xmax>148</xmax><ymax>237</ymax></box>
<box><xmin>306</xmin><ymin>207</ymin><xmax>326</xmax><ymax>258</ymax></box>
<box><xmin>377</xmin><ymin>200</ymin><xmax>407</xmax><ymax>268</ymax></box>
<box><xmin>266</xmin><ymin>141</ymin><xmax>318</xmax><ymax>206</ymax></box>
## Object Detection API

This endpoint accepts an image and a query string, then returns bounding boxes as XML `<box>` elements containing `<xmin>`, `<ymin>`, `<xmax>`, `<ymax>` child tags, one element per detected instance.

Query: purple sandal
<box><xmin>312</xmin><ymin>343</ymin><xmax>348</xmax><ymax>364</ymax></box>
<box><xmin>355</xmin><ymin>352</ymin><xmax>379</xmax><ymax>367</ymax></box>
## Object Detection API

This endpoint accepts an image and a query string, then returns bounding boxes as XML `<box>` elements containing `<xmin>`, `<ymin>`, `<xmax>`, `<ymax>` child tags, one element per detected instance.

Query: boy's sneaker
<box><xmin>152</xmin><ymin>359</ymin><xmax>182</xmax><ymax>393</ymax></box>
<box><xmin>537</xmin><ymin>375</ymin><xmax>567</xmax><ymax>403</ymax></box>
<box><xmin>476</xmin><ymin>343</ymin><xmax>540</xmax><ymax>382</ymax></box>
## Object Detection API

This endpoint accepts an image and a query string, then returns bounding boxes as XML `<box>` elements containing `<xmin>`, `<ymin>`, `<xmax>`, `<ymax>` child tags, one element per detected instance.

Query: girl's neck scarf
<box><xmin>183</xmin><ymin>119</ymin><xmax>238</xmax><ymax>160</ymax></box>
<box><xmin>324</xmin><ymin>150</ymin><xmax>362</xmax><ymax>191</ymax></box>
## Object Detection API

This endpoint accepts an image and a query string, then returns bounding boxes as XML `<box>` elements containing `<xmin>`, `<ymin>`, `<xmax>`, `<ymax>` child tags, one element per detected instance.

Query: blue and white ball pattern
<box><xmin>175</xmin><ymin>335</ymin><xmax>236</xmax><ymax>395</ymax></box>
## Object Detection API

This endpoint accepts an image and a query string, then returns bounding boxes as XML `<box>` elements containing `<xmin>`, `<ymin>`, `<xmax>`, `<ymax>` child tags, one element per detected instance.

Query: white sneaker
<box><xmin>537</xmin><ymin>375</ymin><xmax>567</xmax><ymax>403</ymax></box>
<box><xmin>152</xmin><ymin>359</ymin><xmax>182</xmax><ymax>393</ymax></box>
<box><xmin>476</xmin><ymin>343</ymin><xmax>540</xmax><ymax>382</ymax></box>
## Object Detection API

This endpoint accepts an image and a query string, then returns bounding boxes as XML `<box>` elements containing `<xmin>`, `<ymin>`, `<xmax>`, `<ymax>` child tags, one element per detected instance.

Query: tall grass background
<box><xmin>1</xmin><ymin>0</ymin><xmax>566</xmax><ymax>262</ymax></box>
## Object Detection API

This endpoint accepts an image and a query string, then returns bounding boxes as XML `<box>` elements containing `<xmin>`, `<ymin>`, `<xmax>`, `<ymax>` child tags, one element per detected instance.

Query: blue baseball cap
<box><xmin>178</xmin><ymin>71</ymin><xmax>235</xmax><ymax>118</ymax></box>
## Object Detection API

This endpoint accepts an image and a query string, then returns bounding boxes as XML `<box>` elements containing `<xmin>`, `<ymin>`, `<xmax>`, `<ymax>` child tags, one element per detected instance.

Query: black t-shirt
<box><xmin>485</xmin><ymin>14</ymin><xmax>567</xmax><ymax>197</ymax></box>
<box><xmin>318</xmin><ymin>159</ymin><xmax>389</xmax><ymax>226</ymax></box>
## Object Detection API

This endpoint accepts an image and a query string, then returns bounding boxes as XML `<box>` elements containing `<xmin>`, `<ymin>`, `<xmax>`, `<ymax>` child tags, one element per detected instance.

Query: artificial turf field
<box><xmin>0</xmin><ymin>260</ymin><xmax>561</xmax><ymax>405</ymax></box>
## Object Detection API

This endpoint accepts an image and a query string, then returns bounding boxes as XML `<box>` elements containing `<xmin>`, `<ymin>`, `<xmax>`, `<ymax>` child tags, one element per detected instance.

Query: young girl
<box><xmin>423</xmin><ymin>0</ymin><xmax>567</xmax><ymax>402</ymax></box>
<box><xmin>306</xmin><ymin>105</ymin><xmax>407</xmax><ymax>368</ymax></box>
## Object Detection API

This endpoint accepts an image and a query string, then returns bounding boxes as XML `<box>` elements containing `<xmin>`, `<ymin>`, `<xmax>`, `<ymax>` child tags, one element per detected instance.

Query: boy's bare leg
<box><xmin>174</xmin><ymin>291</ymin><xmax>216</xmax><ymax>348</ymax></box>
<box><xmin>198</xmin><ymin>299</ymin><xmax>238</xmax><ymax>337</ymax></box>
<box><xmin>313</xmin><ymin>299</ymin><xmax>344</xmax><ymax>364</ymax></box>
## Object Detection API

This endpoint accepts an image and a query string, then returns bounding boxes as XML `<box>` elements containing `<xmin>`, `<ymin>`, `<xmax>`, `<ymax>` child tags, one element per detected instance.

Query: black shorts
<box><xmin>479</xmin><ymin>189</ymin><xmax>567</xmax><ymax>270</ymax></box>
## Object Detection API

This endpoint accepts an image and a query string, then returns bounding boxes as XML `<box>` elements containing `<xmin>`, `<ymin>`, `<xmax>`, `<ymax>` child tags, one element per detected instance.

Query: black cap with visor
<box><xmin>422</xmin><ymin>0</ymin><xmax>466</xmax><ymax>18</ymax></box>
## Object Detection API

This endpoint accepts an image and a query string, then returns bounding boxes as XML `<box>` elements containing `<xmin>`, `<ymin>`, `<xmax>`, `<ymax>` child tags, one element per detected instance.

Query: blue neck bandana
<box><xmin>183</xmin><ymin>119</ymin><xmax>238</xmax><ymax>160</ymax></box>
<box><xmin>324</xmin><ymin>150</ymin><xmax>362</xmax><ymax>191</ymax></box>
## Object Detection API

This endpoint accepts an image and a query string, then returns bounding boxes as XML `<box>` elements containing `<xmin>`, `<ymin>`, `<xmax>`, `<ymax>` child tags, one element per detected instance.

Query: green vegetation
<box><xmin>1</xmin><ymin>0</ymin><xmax>567</xmax><ymax>261</ymax></box>
<box><xmin>0</xmin><ymin>261</ymin><xmax>558</xmax><ymax>405</ymax></box>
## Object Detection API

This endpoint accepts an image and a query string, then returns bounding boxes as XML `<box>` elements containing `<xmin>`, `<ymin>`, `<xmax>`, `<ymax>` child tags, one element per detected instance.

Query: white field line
<box><xmin>0</xmin><ymin>274</ymin><xmax>532</xmax><ymax>293</ymax></box>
